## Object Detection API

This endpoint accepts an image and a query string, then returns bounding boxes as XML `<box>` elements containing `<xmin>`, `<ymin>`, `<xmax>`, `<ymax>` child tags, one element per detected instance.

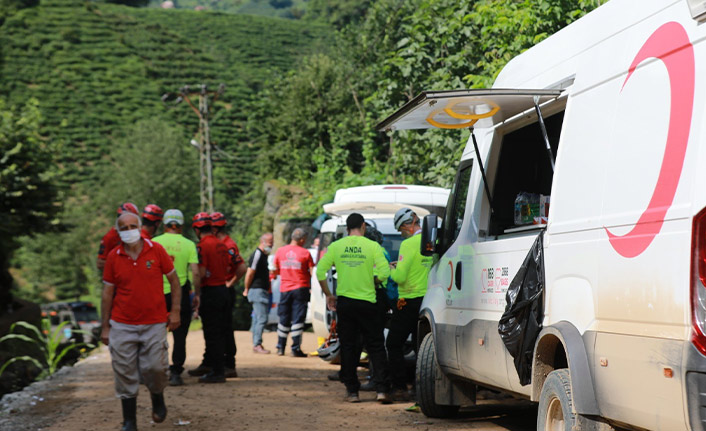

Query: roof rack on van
<box><xmin>376</xmin><ymin>88</ymin><xmax>561</xmax><ymax>214</ymax></box>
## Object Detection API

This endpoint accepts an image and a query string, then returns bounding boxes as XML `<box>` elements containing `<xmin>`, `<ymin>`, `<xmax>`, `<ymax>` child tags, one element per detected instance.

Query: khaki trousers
<box><xmin>108</xmin><ymin>319</ymin><xmax>168</xmax><ymax>399</ymax></box>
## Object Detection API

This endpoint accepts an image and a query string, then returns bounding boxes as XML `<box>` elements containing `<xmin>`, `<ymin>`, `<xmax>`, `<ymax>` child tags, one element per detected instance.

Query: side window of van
<box><xmin>487</xmin><ymin>110</ymin><xmax>564</xmax><ymax>237</ymax></box>
<box><xmin>441</xmin><ymin>160</ymin><xmax>473</xmax><ymax>252</ymax></box>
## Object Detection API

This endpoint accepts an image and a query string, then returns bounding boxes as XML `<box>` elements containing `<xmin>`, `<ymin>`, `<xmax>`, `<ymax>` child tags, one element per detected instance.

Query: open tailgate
<box><xmin>376</xmin><ymin>89</ymin><xmax>562</xmax><ymax>131</ymax></box>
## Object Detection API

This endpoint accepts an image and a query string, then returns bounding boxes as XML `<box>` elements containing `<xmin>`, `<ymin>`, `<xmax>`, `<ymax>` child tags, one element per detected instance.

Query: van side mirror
<box><xmin>421</xmin><ymin>214</ymin><xmax>439</xmax><ymax>256</ymax></box>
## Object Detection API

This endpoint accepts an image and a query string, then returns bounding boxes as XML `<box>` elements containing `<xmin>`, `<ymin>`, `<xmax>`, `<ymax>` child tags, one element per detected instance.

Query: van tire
<box><xmin>537</xmin><ymin>369</ymin><xmax>577</xmax><ymax>431</ymax></box>
<box><xmin>416</xmin><ymin>332</ymin><xmax>460</xmax><ymax>418</ymax></box>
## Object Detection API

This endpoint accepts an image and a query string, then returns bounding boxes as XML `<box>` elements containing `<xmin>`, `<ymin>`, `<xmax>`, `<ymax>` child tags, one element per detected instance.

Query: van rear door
<box><xmin>378</xmin><ymin>88</ymin><xmax>563</xmax><ymax>389</ymax></box>
<box><xmin>376</xmin><ymin>89</ymin><xmax>560</xmax><ymax>132</ymax></box>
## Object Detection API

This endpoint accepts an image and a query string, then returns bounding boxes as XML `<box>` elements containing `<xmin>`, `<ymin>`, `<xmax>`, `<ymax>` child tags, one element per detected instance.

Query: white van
<box><xmin>377</xmin><ymin>1</ymin><xmax>706</xmax><ymax>429</ymax></box>
<box><xmin>310</xmin><ymin>185</ymin><xmax>449</xmax><ymax>339</ymax></box>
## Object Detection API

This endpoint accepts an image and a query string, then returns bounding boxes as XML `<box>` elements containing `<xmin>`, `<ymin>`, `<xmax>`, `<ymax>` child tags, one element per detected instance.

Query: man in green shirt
<box><xmin>387</xmin><ymin>207</ymin><xmax>433</xmax><ymax>399</ymax></box>
<box><xmin>316</xmin><ymin>213</ymin><xmax>392</xmax><ymax>404</ymax></box>
<box><xmin>152</xmin><ymin>209</ymin><xmax>201</xmax><ymax>386</ymax></box>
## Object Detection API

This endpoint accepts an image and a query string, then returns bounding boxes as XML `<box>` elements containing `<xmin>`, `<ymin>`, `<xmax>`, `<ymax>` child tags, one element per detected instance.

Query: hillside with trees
<box><xmin>0</xmin><ymin>0</ymin><xmax>327</xmax><ymax>304</ymax></box>
<box><xmin>0</xmin><ymin>0</ymin><xmax>606</xmax><ymax>312</ymax></box>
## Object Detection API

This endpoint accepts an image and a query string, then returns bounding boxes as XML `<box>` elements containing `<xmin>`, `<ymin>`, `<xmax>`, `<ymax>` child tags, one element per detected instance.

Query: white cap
<box><xmin>163</xmin><ymin>209</ymin><xmax>184</xmax><ymax>225</ymax></box>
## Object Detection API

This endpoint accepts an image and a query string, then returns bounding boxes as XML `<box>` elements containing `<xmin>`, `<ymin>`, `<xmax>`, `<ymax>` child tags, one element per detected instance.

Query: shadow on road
<box><xmin>455</xmin><ymin>402</ymin><xmax>538</xmax><ymax>430</ymax></box>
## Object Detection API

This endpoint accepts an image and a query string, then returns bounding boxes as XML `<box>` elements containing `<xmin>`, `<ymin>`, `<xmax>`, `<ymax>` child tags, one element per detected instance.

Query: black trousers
<box><xmin>165</xmin><ymin>282</ymin><xmax>193</xmax><ymax>375</ymax></box>
<box><xmin>337</xmin><ymin>296</ymin><xmax>389</xmax><ymax>394</ymax></box>
<box><xmin>200</xmin><ymin>287</ymin><xmax>237</xmax><ymax>370</ymax></box>
<box><xmin>200</xmin><ymin>285</ymin><xmax>229</xmax><ymax>376</ymax></box>
<box><xmin>385</xmin><ymin>296</ymin><xmax>423</xmax><ymax>390</ymax></box>
<box><xmin>225</xmin><ymin>287</ymin><xmax>237</xmax><ymax>369</ymax></box>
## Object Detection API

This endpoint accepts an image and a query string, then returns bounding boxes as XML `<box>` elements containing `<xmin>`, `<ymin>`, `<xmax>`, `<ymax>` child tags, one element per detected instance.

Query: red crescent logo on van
<box><xmin>605</xmin><ymin>22</ymin><xmax>694</xmax><ymax>258</ymax></box>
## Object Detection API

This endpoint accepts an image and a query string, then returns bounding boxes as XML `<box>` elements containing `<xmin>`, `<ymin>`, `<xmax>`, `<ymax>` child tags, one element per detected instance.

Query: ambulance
<box><xmin>377</xmin><ymin>1</ymin><xmax>706</xmax><ymax>429</ymax></box>
<box><xmin>310</xmin><ymin>185</ymin><xmax>449</xmax><ymax>339</ymax></box>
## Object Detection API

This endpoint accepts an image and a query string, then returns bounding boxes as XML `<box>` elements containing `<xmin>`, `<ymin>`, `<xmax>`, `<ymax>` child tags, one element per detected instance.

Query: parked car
<box><xmin>41</xmin><ymin>301</ymin><xmax>100</xmax><ymax>345</ymax></box>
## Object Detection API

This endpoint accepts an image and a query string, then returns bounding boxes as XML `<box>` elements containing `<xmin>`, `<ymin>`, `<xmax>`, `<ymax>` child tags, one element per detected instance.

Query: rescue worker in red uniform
<box><xmin>272</xmin><ymin>228</ymin><xmax>314</xmax><ymax>357</ymax></box>
<box><xmin>211</xmin><ymin>212</ymin><xmax>246</xmax><ymax>376</ymax></box>
<box><xmin>97</xmin><ymin>202</ymin><xmax>139</xmax><ymax>274</ymax></box>
<box><xmin>141</xmin><ymin>204</ymin><xmax>164</xmax><ymax>240</ymax></box>
<box><xmin>192</xmin><ymin>212</ymin><xmax>231</xmax><ymax>383</ymax></box>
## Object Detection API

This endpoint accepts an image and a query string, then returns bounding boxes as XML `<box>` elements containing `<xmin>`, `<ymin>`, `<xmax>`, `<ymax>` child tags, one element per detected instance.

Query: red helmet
<box><xmin>210</xmin><ymin>212</ymin><xmax>227</xmax><ymax>227</ymax></box>
<box><xmin>142</xmin><ymin>204</ymin><xmax>164</xmax><ymax>222</ymax></box>
<box><xmin>192</xmin><ymin>212</ymin><xmax>212</xmax><ymax>228</ymax></box>
<box><xmin>117</xmin><ymin>202</ymin><xmax>139</xmax><ymax>215</ymax></box>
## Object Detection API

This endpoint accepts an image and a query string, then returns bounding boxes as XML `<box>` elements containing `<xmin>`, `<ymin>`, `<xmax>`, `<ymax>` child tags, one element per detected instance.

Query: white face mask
<box><xmin>119</xmin><ymin>228</ymin><xmax>141</xmax><ymax>244</ymax></box>
<box><xmin>263</xmin><ymin>246</ymin><xmax>272</xmax><ymax>254</ymax></box>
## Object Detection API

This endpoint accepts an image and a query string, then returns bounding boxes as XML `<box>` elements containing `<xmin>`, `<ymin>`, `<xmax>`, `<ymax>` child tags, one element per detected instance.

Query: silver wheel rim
<box><xmin>545</xmin><ymin>396</ymin><xmax>564</xmax><ymax>431</ymax></box>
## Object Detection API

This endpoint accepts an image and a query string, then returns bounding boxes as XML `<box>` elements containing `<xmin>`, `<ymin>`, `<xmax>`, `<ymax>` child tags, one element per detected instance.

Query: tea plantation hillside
<box><xmin>0</xmin><ymin>0</ymin><xmax>328</xmax><ymax>195</ymax></box>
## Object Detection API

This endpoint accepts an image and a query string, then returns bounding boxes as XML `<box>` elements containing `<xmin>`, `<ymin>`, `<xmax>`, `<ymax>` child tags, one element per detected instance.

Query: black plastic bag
<box><xmin>498</xmin><ymin>230</ymin><xmax>545</xmax><ymax>386</ymax></box>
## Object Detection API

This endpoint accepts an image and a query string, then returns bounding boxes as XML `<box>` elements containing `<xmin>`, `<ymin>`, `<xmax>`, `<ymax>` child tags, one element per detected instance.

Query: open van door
<box><xmin>377</xmin><ymin>89</ymin><xmax>561</xmax><ymax>218</ymax></box>
<box><xmin>376</xmin><ymin>89</ymin><xmax>561</xmax><ymax>132</ymax></box>
<box><xmin>378</xmin><ymin>88</ymin><xmax>563</xmax><ymax>389</ymax></box>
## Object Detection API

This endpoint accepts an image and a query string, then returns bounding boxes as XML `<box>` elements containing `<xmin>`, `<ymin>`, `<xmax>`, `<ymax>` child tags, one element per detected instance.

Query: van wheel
<box><xmin>537</xmin><ymin>369</ymin><xmax>577</xmax><ymax>431</ymax></box>
<box><xmin>416</xmin><ymin>332</ymin><xmax>460</xmax><ymax>418</ymax></box>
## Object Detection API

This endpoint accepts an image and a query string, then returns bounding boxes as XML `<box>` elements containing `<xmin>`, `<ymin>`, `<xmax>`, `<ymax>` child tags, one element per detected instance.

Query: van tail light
<box><xmin>691</xmin><ymin>207</ymin><xmax>706</xmax><ymax>355</ymax></box>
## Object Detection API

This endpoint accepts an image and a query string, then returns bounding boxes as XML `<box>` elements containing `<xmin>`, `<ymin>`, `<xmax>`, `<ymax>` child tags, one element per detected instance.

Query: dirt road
<box><xmin>0</xmin><ymin>330</ymin><xmax>536</xmax><ymax>431</ymax></box>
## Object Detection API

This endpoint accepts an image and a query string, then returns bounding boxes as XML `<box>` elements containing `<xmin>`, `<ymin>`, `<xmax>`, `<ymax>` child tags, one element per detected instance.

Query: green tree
<box><xmin>97</xmin><ymin>118</ymin><xmax>200</xmax><ymax>216</ymax></box>
<box><xmin>12</xmin><ymin>118</ymin><xmax>199</xmax><ymax>303</ymax></box>
<box><xmin>241</xmin><ymin>0</ymin><xmax>607</xmax><ymax>244</ymax></box>
<box><xmin>0</xmin><ymin>98</ymin><xmax>60</xmax><ymax>311</ymax></box>
<box><xmin>305</xmin><ymin>0</ymin><xmax>372</xmax><ymax>28</ymax></box>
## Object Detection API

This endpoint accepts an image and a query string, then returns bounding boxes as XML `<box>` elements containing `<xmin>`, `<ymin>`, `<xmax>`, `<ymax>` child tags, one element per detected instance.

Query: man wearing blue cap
<box><xmin>153</xmin><ymin>209</ymin><xmax>201</xmax><ymax>386</ymax></box>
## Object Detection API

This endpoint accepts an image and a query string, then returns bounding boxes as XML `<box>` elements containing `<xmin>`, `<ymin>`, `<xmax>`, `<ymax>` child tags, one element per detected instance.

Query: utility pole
<box><xmin>162</xmin><ymin>84</ymin><xmax>225</xmax><ymax>213</ymax></box>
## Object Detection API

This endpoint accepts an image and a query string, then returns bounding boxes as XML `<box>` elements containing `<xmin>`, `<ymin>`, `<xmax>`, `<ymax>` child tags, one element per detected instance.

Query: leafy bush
<box><xmin>0</xmin><ymin>320</ymin><xmax>93</xmax><ymax>381</ymax></box>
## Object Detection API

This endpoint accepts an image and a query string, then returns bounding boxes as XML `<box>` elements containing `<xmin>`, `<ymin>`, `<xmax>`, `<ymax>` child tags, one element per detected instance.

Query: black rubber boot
<box><xmin>150</xmin><ymin>392</ymin><xmax>167</xmax><ymax>423</ymax></box>
<box><xmin>120</xmin><ymin>397</ymin><xmax>137</xmax><ymax>431</ymax></box>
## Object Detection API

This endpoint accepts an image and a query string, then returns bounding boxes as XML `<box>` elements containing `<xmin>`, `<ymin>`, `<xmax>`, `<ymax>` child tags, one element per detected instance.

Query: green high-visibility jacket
<box><xmin>391</xmin><ymin>233</ymin><xmax>432</xmax><ymax>299</ymax></box>
<box><xmin>316</xmin><ymin>235</ymin><xmax>390</xmax><ymax>303</ymax></box>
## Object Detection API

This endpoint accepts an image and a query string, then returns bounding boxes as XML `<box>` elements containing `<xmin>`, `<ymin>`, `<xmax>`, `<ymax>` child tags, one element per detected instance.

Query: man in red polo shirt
<box><xmin>212</xmin><ymin>212</ymin><xmax>246</xmax><ymax>377</ymax></box>
<box><xmin>192</xmin><ymin>212</ymin><xmax>231</xmax><ymax>383</ymax></box>
<box><xmin>97</xmin><ymin>202</ymin><xmax>139</xmax><ymax>274</ymax></box>
<box><xmin>273</xmin><ymin>227</ymin><xmax>314</xmax><ymax>357</ymax></box>
<box><xmin>101</xmin><ymin>211</ymin><xmax>181</xmax><ymax>431</ymax></box>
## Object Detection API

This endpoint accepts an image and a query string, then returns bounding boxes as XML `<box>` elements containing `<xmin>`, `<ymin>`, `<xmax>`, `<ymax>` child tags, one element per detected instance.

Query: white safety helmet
<box><xmin>393</xmin><ymin>207</ymin><xmax>416</xmax><ymax>231</ymax></box>
<box><xmin>317</xmin><ymin>339</ymin><xmax>341</xmax><ymax>363</ymax></box>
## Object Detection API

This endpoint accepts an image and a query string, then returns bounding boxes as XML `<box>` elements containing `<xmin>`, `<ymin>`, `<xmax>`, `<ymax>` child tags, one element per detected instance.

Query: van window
<box><xmin>487</xmin><ymin>111</ymin><xmax>564</xmax><ymax>237</ymax></box>
<box><xmin>441</xmin><ymin>160</ymin><xmax>473</xmax><ymax>252</ymax></box>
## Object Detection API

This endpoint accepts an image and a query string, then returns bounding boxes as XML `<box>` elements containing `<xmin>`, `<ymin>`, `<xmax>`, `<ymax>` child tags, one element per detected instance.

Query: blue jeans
<box><xmin>247</xmin><ymin>288</ymin><xmax>269</xmax><ymax>347</ymax></box>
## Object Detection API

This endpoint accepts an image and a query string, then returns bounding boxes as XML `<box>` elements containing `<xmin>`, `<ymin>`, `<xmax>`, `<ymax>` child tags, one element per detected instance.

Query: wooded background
<box><xmin>0</xmin><ymin>0</ymin><xmax>605</xmax><ymax>312</ymax></box>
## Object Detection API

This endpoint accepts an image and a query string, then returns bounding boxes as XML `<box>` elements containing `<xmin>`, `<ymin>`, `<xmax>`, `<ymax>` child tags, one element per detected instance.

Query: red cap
<box><xmin>192</xmin><ymin>212</ymin><xmax>212</xmax><ymax>228</ymax></box>
<box><xmin>117</xmin><ymin>202</ymin><xmax>139</xmax><ymax>216</ymax></box>
<box><xmin>142</xmin><ymin>204</ymin><xmax>163</xmax><ymax>222</ymax></box>
<box><xmin>210</xmin><ymin>212</ymin><xmax>226</xmax><ymax>227</ymax></box>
